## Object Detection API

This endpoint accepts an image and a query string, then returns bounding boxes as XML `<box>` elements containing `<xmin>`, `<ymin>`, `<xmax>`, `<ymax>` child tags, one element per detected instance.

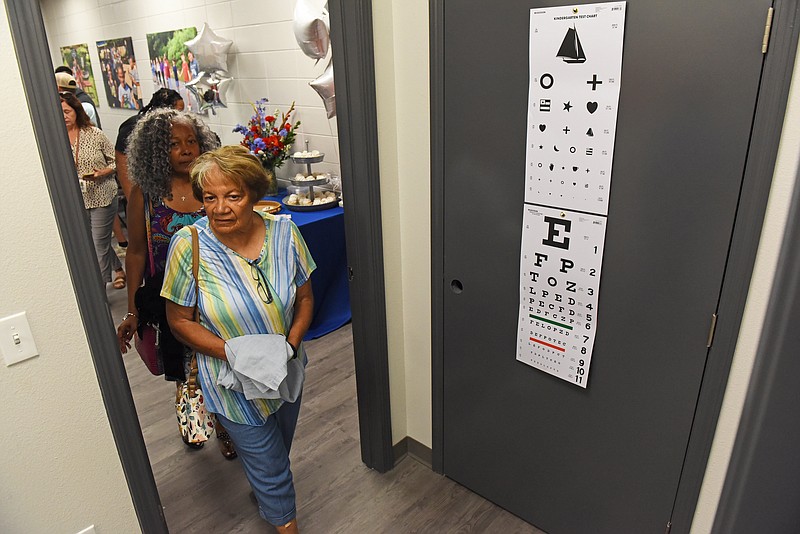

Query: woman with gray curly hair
<box><xmin>115</xmin><ymin>109</ymin><xmax>236</xmax><ymax>458</ymax></box>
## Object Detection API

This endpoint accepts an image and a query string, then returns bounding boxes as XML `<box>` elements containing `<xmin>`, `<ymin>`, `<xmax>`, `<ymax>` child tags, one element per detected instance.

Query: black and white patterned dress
<box><xmin>71</xmin><ymin>126</ymin><xmax>117</xmax><ymax>209</ymax></box>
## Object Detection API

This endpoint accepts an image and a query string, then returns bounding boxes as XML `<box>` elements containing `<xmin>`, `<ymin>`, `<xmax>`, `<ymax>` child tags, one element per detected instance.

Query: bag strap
<box><xmin>187</xmin><ymin>225</ymin><xmax>200</xmax><ymax>394</ymax></box>
<box><xmin>73</xmin><ymin>128</ymin><xmax>81</xmax><ymax>169</ymax></box>
<box><xmin>144</xmin><ymin>195</ymin><xmax>156</xmax><ymax>278</ymax></box>
<box><xmin>190</xmin><ymin>225</ymin><xmax>199</xmax><ymax>317</ymax></box>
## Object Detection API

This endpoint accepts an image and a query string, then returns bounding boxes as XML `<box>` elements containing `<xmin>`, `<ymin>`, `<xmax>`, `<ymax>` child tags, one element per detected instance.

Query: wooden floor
<box><xmin>107</xmin><ymin>282</ymin><xmax>543</xmax><ymax>533</ymax></box>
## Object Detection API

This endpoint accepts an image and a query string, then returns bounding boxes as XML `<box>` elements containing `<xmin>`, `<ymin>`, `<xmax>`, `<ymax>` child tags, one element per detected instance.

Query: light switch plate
<box><xmin>0</xmin><ymin>311</ymin><xmax>39</xmax><ymax>366</ymax></box>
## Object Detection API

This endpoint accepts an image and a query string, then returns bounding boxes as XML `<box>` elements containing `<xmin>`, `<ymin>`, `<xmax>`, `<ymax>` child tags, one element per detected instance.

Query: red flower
<box><xmin>265</xmin><ymin>115</ymin><xmax>276</xmax><ymax>123</ymax></box>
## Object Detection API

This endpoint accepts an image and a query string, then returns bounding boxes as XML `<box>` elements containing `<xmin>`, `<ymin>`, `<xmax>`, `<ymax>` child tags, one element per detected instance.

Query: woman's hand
<box><xmin>91</xmin><ymin>167</ymin><xmax>115</xmax><ymax>179</ymax></box>
<box><xmin>82</xmin><ymin>167</ymin><xmax>114</xmax><ymax>180</ymax></box>
<box><xmin>117</xmin><ymin>313</ymin><xmax>138</xmax><ymax>353</ymax></box>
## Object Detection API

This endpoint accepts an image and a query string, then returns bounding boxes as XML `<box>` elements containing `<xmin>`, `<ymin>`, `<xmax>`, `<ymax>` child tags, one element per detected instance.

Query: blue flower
<box><xmin>253</xmin><ymin>138</ymin><xmax>267</xmax><ymax>150</ymax></box>
<box><xmin>279</xmin><ymin>129</ymin><xmax>287</xmax><ymax>137</ymax></box>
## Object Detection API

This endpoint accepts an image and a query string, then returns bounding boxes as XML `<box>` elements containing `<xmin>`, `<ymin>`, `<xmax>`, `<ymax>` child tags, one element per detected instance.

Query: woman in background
<box><xmin>60</xmin><ymin>91</ymin><xmax>125</xmax><ymax>288</ymax></box>
<box><xmin>116</xmin><ymin>109</ymin><xmax>235</xmax><ymax>459</ymax></box>
<box><xmin>180</xmin><ymin>53</ymin><xmax>190</xmax><ymax>83</ymax></box>
<box><xmin>115</xmin><ymin>88</ymin><xmax>184</xmax><ymax>198</ymax></box>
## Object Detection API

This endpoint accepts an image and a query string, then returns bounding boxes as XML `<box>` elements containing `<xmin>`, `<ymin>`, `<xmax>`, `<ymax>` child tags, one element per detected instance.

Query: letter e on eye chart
<box><xmin>517</xmin><ymin>206</ymin><xmax>606</xmax><ymax>388</ymax></box>
<box><xmin>518</xmin><ymin>2</ymin><xmax>626</xmax><ymax>387</ymax></box>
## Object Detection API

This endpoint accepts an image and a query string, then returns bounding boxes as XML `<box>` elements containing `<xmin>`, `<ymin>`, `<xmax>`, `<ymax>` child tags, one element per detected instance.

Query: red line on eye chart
<box><xmin>530</xmin><ymin>337</ymin><xmax>566</xmax><ymax>352</ymax></box>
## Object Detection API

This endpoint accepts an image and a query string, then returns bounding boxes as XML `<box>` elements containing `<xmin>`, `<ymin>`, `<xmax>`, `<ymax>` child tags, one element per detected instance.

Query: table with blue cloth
<box><xmin>262</xmin><ymin>194</ymin><xmax>351</xmax><ymax>340</ymax></box>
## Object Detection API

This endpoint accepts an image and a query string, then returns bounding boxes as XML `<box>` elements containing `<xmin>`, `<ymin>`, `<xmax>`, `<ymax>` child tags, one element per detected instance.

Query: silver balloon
<box><xmin>186</xmin><ymin>69</ymin><xmax>232</xmax><ymax>115</ymax></box>
<box><xmin>310</xmin><ymin>60</ymin><xmax>335</xmax><ymax>118</ymax></box>
<box><xmin>185</xmin><ymin>23</ymin><xmax>233</xmax><ymax>72</ymax></box>
<box><xmin>293</xmin><ymin>0</ymin><xmax>330</xmax><ymax>60</ymax></box>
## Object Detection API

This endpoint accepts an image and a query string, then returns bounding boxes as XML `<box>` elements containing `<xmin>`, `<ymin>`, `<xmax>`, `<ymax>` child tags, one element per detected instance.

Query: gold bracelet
<box><xmin>122</xmin><ymin>312</ymin><xmax>137</xmax><ymax>321</ymax></box>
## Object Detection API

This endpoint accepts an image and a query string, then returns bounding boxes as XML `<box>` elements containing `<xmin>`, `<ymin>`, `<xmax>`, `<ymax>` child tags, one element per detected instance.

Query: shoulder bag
<box><xmin>133</xmin><ymin>196</ymin><xmax>164</xmax><ymax>376</ymax></box>
<box><xmin>175</xmin><ymin>225</ymin><xmax>215</xmax><ymax>445</ymax></box>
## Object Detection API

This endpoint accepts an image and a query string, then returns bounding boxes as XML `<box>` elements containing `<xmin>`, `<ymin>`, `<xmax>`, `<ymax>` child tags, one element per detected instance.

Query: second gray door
<box><xmin>440</xmin><ymin>0</ymin><xmax>771</xmax><ymax>532</ymax></box>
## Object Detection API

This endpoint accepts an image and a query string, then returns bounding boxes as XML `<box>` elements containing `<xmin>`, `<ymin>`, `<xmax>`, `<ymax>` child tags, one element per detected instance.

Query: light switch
<box><xmin>0</xmin><ymin>311</ymin><xmax>39</xmax><ymax>366</ymax></box>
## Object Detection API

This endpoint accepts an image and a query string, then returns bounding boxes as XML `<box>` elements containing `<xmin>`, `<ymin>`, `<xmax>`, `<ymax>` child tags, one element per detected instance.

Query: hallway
<box><xmin>108</xmin><ymin>285</ymin><xmax>542</xmax><ymax>533</ymax></box>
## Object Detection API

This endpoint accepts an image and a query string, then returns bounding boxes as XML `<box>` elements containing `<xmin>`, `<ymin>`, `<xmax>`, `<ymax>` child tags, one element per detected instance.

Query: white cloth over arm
<box><xmin>219</xmin><ymin>334</ymin><xmax>304</xmax><ymax>402</ymax></box>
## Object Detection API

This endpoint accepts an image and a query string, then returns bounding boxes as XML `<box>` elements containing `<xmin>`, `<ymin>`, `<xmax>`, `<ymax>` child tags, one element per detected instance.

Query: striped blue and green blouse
<box><xmin>161</xmin><ymin>211</ymin><xmax>316</xmax><ymax>425</ymax></box>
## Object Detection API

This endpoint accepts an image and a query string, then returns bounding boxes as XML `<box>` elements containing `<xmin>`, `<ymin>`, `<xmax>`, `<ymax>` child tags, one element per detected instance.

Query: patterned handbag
<box><xmin>175</xmin><ymin>225</ymin><xmax>214</xmax><ymax>444</ymax></box>
<box><xmin>175</xmin><ymin>357</ymin><xmax>214</xmax><ymax>444</ymax></box>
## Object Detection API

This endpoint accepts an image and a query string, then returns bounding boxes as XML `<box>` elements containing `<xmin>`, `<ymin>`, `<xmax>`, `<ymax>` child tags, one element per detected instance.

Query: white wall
<box><xmin>0</xmin><ymin>7</ymin><xmax>139</xmax><ymax>533</ymax></box>
<box><xmin>372</xmin><ymin>0</ymin><xmax>407</xmax><ymax>444</ymax></box>
<box><xmin>40</xmin><ymin>0</ymin><xmax>340</xmax><ymax>181</ymax></box>
<box><xmin>373</xmin><ymin>0</ymin><xmax>431</xmax><ymax>446</ymax></box>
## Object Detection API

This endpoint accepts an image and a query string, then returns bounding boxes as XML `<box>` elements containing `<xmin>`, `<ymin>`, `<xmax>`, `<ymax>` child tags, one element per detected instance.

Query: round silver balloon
<box><xmin>186</xmin><ymin>69</ymin><xmax>232</xmax><ymax>115</ymax></box>
<box><xmin>293</xmin><ymin>0</ymin><xmax>330</xmax><ymax>60</ymax></box>
<box><xmin>310</xmin><ymin>60</ymin><xmax>335</xmax><ymax>118</ymax></box>
<box><xmin>185</xmin><ymin>23</ymin><xmax>233</xmax><ymax>73</ymax></box>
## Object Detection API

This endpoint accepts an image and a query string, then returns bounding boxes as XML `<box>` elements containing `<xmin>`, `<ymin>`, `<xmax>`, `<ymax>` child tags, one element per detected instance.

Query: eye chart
<box><xmin>516</xmin><ymin>2</ymin><xmax>626</xmax><ymax>388</ymax></box>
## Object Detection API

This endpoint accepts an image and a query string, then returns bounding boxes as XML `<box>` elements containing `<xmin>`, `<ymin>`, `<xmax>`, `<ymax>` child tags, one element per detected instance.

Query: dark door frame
<box><xmin>711</xmin><ymin>151</ymin><xmax>800</xmax><ymax>533</ymax></box>
<box><xmin>430</xmin><ymin>0</ymin><xmax>800</xmax><ymax>531</ymax></box>
<box><xmin>4</xmin><ymin>0</ymin><xmax>392</xmax><ymax>531</ymax></box>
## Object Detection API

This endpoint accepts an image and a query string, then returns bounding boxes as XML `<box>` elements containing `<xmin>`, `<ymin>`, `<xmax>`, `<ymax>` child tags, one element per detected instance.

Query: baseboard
<box><xmin>392</xmin><ymin>436</ymin><xmax>433</xmax><ymax>469</ymax></box>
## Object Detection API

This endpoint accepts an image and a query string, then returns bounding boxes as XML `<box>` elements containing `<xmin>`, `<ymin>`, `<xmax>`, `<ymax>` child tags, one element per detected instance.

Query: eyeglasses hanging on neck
<box><xmin>249</xmin><ymin>260</ymin><xmax>273</xmax><ymax>304</ymax></box>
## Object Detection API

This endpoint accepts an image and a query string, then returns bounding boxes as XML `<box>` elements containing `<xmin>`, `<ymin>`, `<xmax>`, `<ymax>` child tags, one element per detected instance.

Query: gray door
<box><xmin>441</xmin><ymin>1</ymin><xmax>771</xmax><ymax>532</ymax></box>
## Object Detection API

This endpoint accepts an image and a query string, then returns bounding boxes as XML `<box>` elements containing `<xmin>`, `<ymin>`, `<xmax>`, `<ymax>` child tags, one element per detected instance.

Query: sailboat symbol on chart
<box><xmin>556</xmin><ymin>25</ymin><xmax>586</xmax><ymax>64</ymax></box>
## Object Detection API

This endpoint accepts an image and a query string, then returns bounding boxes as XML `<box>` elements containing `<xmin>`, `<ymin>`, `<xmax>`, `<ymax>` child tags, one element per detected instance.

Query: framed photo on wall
<box><xmin>59</xmin><ymin>43</ymin><xmax>99</xmax><ymax>105</ymax></box>
<box><xmin>96</xmin><ymin>37</ymin><xmax>141</xmax><ymax>111</ymax></box>
<box><xmin>146</xmin><ymin>27</ymin><xmax>198</xmax><ymax>112</ymax></box>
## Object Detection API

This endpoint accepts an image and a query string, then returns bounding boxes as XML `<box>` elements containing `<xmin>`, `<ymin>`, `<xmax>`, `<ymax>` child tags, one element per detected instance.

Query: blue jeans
<box><xmin>216</xmin><ymin>395</ymin><xmax>302</xmax><ymax>526</ymax></box>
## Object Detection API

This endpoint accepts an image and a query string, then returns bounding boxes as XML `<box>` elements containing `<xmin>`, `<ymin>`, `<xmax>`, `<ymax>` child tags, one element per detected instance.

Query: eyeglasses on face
<box><xmin>249</xmin><ymin>261</ymin><xmax>273</xmax><ymax>305</ymax></box>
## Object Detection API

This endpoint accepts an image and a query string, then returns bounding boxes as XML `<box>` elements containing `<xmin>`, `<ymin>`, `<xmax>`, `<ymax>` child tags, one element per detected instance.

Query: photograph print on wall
<box><xmin>59</xmin><ymin>43</ymin><xmax>99</xmax><ymax>105</ymax></box>
<box><xmin>96</xmin><ymin>36</ymin><xmax>141</xmax><ymax>111</ymax></box>
<box><xmin>146</xmin><ymin>27</ymin><xmax>198</xmax><ymax>112</ymax></box>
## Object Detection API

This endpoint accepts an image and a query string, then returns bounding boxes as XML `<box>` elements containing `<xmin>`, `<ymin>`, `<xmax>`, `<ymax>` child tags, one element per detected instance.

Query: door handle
<box><xmin>450</xmin><ymin>279</ymin><xmax>463</xmax><ymax>294</ymax></box>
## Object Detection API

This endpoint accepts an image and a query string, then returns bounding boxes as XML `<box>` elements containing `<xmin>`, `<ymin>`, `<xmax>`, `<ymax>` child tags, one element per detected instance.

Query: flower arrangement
<box><xmin>233</xmin><ymin>98</ymin><xmax>301</xmax><ymax>170</ymax></box>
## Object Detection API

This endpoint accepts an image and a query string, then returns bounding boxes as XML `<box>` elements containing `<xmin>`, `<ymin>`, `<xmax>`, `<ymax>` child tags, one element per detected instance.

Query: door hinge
<box><xmin>707</xmin><ymin>313</ymin><xmax>718</xmax><ymax>348</ymax></box>
<box><xmin>762</xmin><ymin>7</ymin><xmax>774</xmax><ymax>54</ymax></box>
<box><xmin>665</xmin><ymin>521</ymin><xmax>672</xmax><ymax>534</ymax></box>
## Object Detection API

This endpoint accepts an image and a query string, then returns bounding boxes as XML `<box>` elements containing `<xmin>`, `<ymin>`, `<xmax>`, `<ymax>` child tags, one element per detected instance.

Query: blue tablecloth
<box><xmin>263</xmin><ymin>194</ymin><xmax>351</xmax><ymax>340</ymax></box>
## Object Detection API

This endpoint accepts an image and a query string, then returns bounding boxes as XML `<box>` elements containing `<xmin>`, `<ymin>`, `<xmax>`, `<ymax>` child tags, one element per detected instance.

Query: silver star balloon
<box><xmin>185</xmin><ymin>23</ymin><xmax>233</xmax><ymax>72</ymax></box>
<box><xmin>293</xmin><ymin>0</ymin><xmax>330</xmax><ymax>61</ymax></box>
<box><xmin>310</xmin><ymin>59</ymin><xmax>335</xmax><ymax>118</ymax></box>
<box><xmin>186</xmin><ymin>69</ymin><xmax>232</xmax><ymax>115</ymax></box>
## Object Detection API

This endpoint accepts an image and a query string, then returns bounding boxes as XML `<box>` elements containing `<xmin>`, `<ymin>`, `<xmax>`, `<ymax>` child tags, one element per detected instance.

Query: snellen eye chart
<box><xmin>516</xmin><ymin>2</ymin><xmax>626</xmax><ymax>388</ymax></box>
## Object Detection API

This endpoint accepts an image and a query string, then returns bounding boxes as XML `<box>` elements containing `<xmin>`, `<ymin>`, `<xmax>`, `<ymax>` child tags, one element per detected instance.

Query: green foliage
<box><xmin>147</xmin><ymin>27</ymin><xmax>197</xmax><ymax>62</ymax></box>
<box><xmin>166</xmin><ymin>28</ymin><xmax>197</xmax><ymax>61</ymax></box>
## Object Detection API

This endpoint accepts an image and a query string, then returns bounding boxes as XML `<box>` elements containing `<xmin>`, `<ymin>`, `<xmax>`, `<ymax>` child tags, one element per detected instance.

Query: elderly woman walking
<box><xmin>162</xmin><ymin>146</ymin><xmax>314</xmax><ymax>533</ymax></box>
